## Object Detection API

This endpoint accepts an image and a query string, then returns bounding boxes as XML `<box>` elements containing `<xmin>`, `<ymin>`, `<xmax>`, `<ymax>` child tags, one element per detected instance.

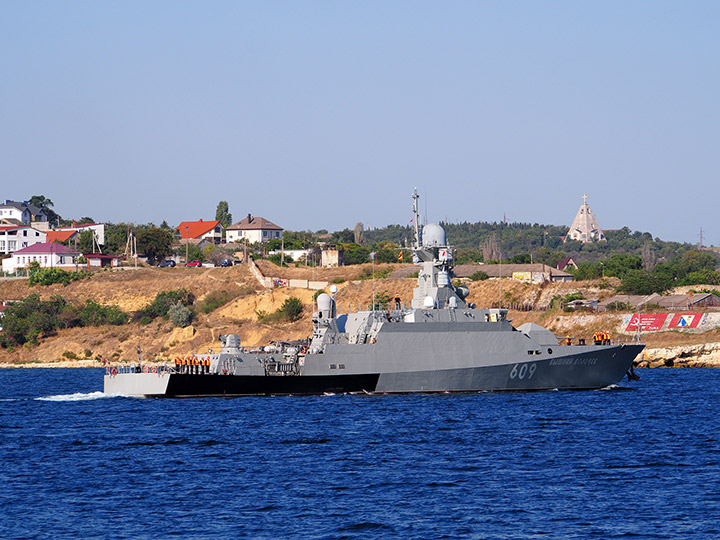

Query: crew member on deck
<box><xmin>394</xmin><ymin>294</ymin><xmax>402</xmax><ymax>310</ymax></box>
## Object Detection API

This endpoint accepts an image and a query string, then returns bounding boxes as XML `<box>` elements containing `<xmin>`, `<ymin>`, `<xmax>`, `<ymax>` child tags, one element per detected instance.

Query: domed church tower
<box><xmin>566</xmin><ymin>194</ymin><xmax>606</xmax><ymax>243</ymax></box>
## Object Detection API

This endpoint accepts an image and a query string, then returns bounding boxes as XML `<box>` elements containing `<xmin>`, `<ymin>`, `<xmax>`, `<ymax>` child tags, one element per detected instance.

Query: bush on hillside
<box><xmin>0</xmin><ymin>294</ymin><xmax>128</xmax><ymax>348</ymax></box>
<box><xmin>168</xmin><ymin>302</ymin><xmax>193</xmax><ymax>327</ymax></box>
<box><xmin>29</xmin><ymin>268</ymin><xmax>89</xmax><ymax>287</ymax></box>
<box><xmin>257</xmin><ymin>297</ymin><xmax>304</xmax><ymax>323</ymax></box>
<box><xmin>134</xmin><ymin>289</ymin><xmax>195</xmax><ymax>321</ymax></box>
<box><xmin>469</xmin><ymin>271</ymin><xmax>489</xmax><ymax>281</ymax></box>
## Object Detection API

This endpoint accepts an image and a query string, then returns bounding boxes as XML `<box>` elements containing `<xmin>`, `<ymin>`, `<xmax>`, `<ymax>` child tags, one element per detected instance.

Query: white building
<box><xmin>53</xmin><ymin>222</ymin><xmax>106</xmax><ymax>246</ymax></box>
<box><xmin>227</xmin><ymin>214</ymin><xmax>283</xmax><ymax>244</ymax></box>
<box><xmin>0</xmin><ymin>225</ymin><xmax>47</xmax><ymax>255</ymax></box>
<box><xmin>0</xmin><ymin>200</ymin><xmax>49</xmax><ymax>228</ymax></box>
<box><xmin>2</xmin><ymin>242</ymin><xmax>81</xmax><ymax>274</ymax></box>
<box><xmin>566</xmin><ymin>194</ymin><xmax>606</xmax><ymax>243</ymax></box>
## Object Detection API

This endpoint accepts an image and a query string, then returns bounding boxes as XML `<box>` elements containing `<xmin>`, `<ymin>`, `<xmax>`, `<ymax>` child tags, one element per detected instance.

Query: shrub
<box><xmin>168</xmin><ymin>302</ymin><xmax>194</xmax><ymax>327</ymax></box>
<box><xmin>134</xmin><ymin>289</ymin><xmax>195</xmax><ymax>321</ymax></box>
<box><xmin>0</xmin><ymin>294</ymin><xmax>128</xmax><ymax>348</ymax></box>
<box><xmin>257</xmin><ymin>297</ymin><xmax>304</xmax><ymax>323</ymax></box>
<box><xmin>279</xmin><ymin>297</ymin><xmax>303</xmax><ymax>322</ymax></box>
<box><xmin>78</xmin><ymin>300</ymin><xmax>128</xmax><ymax>326</ymax></box>
<box><xmin>29</xmin><ymin>268</ymin><xmax>89</xmax><ymax>287</ymax></box>
<box><xmin>199</xmin><ymin>289</ymin><xmax>244</xmax><ymax>314</ymax></box>
<box><xmin>469</xmin><ymin>271</ymin><xmax>489</xmax><ymax>281</ymax></box>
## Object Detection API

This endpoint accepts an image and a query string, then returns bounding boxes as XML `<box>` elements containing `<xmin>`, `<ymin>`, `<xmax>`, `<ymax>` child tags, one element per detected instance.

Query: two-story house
<box><xmin>0</xmin><ymin>200</ymin><xmax>49</xmax><ymax>229</ymax></box>
<box><xmin>226</xmin><ymin>214</ymin><xmax>283</xmax><ymax>244</ymax></box>
<box><xmin>0</xmin><ymin>225</ymin><xmax>47</xmax><ymax>255</ymax></box>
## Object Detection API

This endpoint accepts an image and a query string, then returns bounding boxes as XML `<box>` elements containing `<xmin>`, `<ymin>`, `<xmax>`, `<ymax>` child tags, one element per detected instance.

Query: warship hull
<box><xmin>104</xmin><ymin>343</ymin><xmax>643</xmax><ymax>397</ymax></box>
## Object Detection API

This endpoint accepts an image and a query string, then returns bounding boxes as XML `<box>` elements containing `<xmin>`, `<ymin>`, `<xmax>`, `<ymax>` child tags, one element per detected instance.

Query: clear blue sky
<box><xmin>2</xmin><ymin>1</ymin><xmax>718</xmax><ymax>244</ymax></box>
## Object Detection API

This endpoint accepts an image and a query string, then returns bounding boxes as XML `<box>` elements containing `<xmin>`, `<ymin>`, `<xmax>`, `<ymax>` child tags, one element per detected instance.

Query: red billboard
<box><xmin>668</xmin><ymin>313</ymin><xmax>703</xmax><ymax>329</ymax></box>
<box><xmin>625</xmin><ymin>313</ymin><xmax>668</xmax><ymax>332</ymax></box>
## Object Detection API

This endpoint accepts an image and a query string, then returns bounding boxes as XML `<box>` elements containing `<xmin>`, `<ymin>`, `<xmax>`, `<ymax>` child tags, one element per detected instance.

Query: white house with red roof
<box><xmin>2</xmin><ymin>242</ymin><xmax>81</xmax><ymax>274</ymax></box>
<box><xmin>0</xmin><ymin>225</ymin><xmax>47</xmax><ymax>255</ymax></box>
<box><xmin>226</xmin><ymin>214</ymin><xmax>283</xmax><ymax>244</ymax></box>
<box><xmin>176</xmin><ymin>219</ymin><xmax>223</xmax><ymax>243</ymax></box>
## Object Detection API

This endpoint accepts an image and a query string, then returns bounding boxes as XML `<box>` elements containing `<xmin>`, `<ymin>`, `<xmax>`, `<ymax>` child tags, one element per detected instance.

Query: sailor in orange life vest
<box><xmin>394</xmin><ymin>294</ymin><xmax>401</xmax><ymax>310</ymax></box>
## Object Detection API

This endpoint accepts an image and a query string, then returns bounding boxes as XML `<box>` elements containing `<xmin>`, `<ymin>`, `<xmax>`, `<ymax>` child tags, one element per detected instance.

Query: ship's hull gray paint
<box><xmin>104</xmin><ymin>344</ymin><xmax>642</xmax><ymax>397</ymax></box>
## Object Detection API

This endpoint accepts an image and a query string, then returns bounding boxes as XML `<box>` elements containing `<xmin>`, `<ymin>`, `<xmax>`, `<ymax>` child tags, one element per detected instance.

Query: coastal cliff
<box><xmin>636</xmin><ymin>342</ymin><xmax>720</xmax><ymax>368</ymax></box>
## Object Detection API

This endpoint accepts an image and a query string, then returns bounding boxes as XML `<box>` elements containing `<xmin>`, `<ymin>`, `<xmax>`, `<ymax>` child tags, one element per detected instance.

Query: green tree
<box><xmin>136</xmin><ymin>228</ymin><xmax>173</xmax><ymax>264</ymax></box>
<box><xmin>28</xmin><ymin>195</ymin><xmax>60</xmax><ymax>225</ymax></box>
<box><xmin>215</xmin><ymin>201</ymin><xmax>232</xmax><ymax>228</ymax></box>
<box><xmin>78</xmin><ymin>230</ymin><xmax>95</xmax><ymax>253</ymax></box>
<box><xmin>619</xmin><ymin>269</ymin><xmax>673</xmax><ymax>295</ymax></box>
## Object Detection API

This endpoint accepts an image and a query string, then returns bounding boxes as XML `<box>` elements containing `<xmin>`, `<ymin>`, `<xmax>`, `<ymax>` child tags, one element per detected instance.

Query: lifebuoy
<box><xmin>110</xmin><ymin>367</ymin><xmax>118</xmax><ymax>375</ymax></box>
<box><xmin>142</xmin><ymin>365</ymin><xmax>149</xmax><ymax>373</ymax></box>
<box><xmin>151</xmin><ymin>365</ymin><xmax>158</xmax><ymax>373</ymax></box>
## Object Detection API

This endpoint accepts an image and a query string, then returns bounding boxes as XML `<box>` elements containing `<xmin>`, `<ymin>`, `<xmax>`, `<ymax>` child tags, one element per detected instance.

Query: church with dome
<box><xmin>565</xmin><ymin>195</ymin><xmax>606</xmax><ymax>243</ymax></box>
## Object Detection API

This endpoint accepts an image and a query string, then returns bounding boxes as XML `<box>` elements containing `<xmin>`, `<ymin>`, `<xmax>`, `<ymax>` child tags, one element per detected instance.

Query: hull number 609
<box><xmin>509</xmin><ymin>363</ymin><xmax>537</xmax><ymax>380</ymax></box>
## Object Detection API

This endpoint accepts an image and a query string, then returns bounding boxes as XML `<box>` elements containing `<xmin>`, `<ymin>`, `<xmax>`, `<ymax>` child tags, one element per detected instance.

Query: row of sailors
<box><xmin>592</xmin><ymin>331</ymin><xmax>612</xmax><ymax>345</ymax></box>
<box><xmin>175</xmin><ymin>356</ymin><xmax>211</xmax><ymax>374</ymax></box>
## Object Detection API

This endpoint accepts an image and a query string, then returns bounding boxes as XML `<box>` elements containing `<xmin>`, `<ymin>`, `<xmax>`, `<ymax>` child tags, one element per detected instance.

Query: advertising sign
<box><xmin>625</xmin><ymin>313</ymin><xmax>668</xmax><ymax>332</ymax></box>
<box><xmin>512</xmin><ymin>272</ymin><xmax>532</xmax><ymax>281</ymax></box>
<box><xmin>668</xmin><ymin>313</ymin><xmax>703</xmax><ymax>329</ymax></box>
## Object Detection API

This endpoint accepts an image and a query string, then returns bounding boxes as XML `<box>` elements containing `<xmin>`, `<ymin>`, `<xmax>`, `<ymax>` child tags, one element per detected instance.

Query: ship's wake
<box><xmin>35</xmin><ymin>391</ymin><xmax>118</xmax><ymax>402</ymax></box>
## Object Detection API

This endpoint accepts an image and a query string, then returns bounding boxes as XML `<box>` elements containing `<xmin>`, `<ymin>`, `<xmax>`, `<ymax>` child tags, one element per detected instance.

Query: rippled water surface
<box><xmin>1</xmin><ymin>368</ymin><xmax>719</xmax><ymax>539</ymax></box>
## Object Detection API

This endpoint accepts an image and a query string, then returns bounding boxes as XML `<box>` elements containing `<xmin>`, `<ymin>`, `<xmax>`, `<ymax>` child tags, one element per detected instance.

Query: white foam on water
<box><xmin>35</xmin><ymin>391</ymin><xmax>113</xmax><ymax>402</ymax></box>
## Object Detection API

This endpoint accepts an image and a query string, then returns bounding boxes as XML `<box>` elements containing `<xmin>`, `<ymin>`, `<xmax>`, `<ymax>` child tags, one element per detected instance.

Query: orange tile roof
<box><xmin>46</xmin><ymin>230</ymin><xmax>78</xmax><ymax>243</ymax></box>
<box><xmin>176</xmin><ymin>220</ymin><xmax>222</xmax><ymax>239</ymax></box>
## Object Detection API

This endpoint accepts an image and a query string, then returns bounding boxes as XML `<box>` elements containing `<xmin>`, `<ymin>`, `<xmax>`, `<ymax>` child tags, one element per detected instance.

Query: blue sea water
<box><xmin>1</xmin><ymin>369</ymin><xmax>719</xmax><ymax>540</ymax></box>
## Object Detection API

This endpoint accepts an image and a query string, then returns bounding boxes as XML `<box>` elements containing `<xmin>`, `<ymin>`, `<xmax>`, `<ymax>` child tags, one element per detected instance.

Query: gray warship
<box><xmin>105</xmin><ymin>189</ymin><xmax>644</xmax><ymax>397</ymax></box>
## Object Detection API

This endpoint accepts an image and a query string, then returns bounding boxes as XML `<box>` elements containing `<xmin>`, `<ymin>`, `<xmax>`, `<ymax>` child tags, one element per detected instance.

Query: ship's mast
<box><xmin>412</xmin><ymin>187</ymin><xmax>421</xmax><ymax>249</ymax></box>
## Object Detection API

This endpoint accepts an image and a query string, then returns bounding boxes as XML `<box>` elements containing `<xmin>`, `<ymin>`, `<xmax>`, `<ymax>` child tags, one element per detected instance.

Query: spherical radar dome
<box><xmin>316</xmin><ymin>293</ymin><xmax>332</xmax><ymax>313</ymax></box>
<box><xmin>422</xmin><ymin>223</ymin><xmax>446</xmax><ymax>247</ymax></box>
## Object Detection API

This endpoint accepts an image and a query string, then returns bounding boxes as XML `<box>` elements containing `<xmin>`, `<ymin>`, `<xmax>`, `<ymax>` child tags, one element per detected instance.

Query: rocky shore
<box><xmin>635</xmin><ymin>342</ymin><xmax>720</xmax><ymax>368</ymax></box>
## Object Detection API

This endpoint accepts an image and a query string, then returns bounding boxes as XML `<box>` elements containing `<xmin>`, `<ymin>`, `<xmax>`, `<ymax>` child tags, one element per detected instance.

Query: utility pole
<box><xmin>184</xmin><ymin>226</ymin><xmax>189</xmax><ymax>264</ymax></box>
